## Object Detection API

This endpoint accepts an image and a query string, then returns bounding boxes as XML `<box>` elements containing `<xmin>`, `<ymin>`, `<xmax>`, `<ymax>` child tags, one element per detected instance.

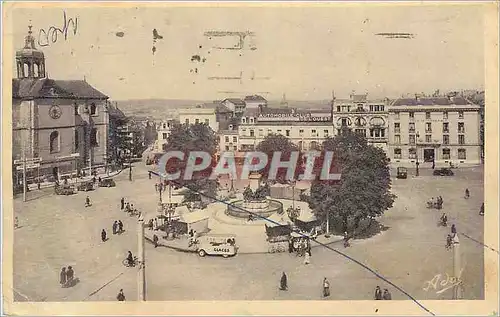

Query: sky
<box><xmin>9</xmin><ymin>4</ymin><xmax>486</xmax><ymax>101</ymax></box>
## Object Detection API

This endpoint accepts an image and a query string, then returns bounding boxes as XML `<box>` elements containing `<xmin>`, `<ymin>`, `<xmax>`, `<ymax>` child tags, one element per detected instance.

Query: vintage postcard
<box><xmin>1</xmin><ymin>1</ymin><xmax>499</xmax><ymax>316</ymax></box>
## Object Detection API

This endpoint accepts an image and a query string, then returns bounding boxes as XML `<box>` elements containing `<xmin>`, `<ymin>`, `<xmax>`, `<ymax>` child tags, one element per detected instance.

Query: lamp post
<box><xmin>415</xmin><ymin>131</ymin><xmax>420</xmax><ymax>177</ymax></box>
<box><xmin>452</xmin><ymin>234</ymin><xmax>463</xmax><ymax>299</ymax></box>
<box><xmin>128</xmin><ymin>150</ymin><xmax>132</xmax><ymax>181</ymax></box>
<box><xmin>137</xmin><ymin>214</ymin><xmax>146</xmax><ymax>301</ymax></box>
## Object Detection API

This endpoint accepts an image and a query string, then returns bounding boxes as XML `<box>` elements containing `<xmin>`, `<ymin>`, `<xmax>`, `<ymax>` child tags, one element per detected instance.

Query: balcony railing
<box><xmin>409</xmin><ymin>128</ymin><xmax>415</xmax><ymax>133</ymax></box>
<box><xmin>394</xmin><ymin>128</ymin><xmax>401</xmax><ymax>133</ymax></box>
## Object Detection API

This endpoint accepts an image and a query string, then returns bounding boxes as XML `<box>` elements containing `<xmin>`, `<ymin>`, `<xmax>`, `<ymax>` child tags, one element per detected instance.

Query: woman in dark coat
<box><xmin>101</xmin><ymin>229</ymin><xmax>107</xmax><ymax>242</ymax></box>
<box><xmin>60</xmin><ymin>267</ymin><xmax>67</xmax><ymax>288</ymax></box>
<box><xmin>374</xmin><ymin>286</ymin><xmax>382</xmax><ymax>300</ymax></box>
<box><xmin>280</xmin><ymin>272</ymin><xmax>288</xmax><ymax>291</ymax></box>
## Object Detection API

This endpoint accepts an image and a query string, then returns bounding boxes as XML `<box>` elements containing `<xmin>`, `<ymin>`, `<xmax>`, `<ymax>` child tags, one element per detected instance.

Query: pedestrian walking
<box><xmin>113</xmin><ymin>221</ymin><xmax>118</xmax><ymax>234</ymax></box>
<box><xmin>383</xmin><ymin>289</ymin><xmax>392</xmax><ymax>300</ymax></box>
<box><xmin>451</xmin><ymin>224</ymin><xmax>457</xmax><ymax>236</ymax></box>
<box><xmin>432</xmin><ymin>160</ymin><xmax>435</xmax><ymax>169</ymax></box>
<box><xmin>155</xmin><ymin>183</ymin><xmax>158</xmax><ymax>192</ymax></box>
<box><xmin>126</xmin><ymin>202</ymin><xmax>130</xmax><ymax>212</ymax></box>
<box><xmin>279</xmin><ymin>272</ymin><xmax>288</xmax><ymax>291</ymax></box>
<box><xmin>374</xmin><ymin>286</ymin><xmax>382</xmax><ymax>300</ymax></box>
<box><xmin>153</xmin><ymin>218</ymin><xmax>158</xmax><ymax>231</ymax></box>
<box><xmin>153</xmin><ymin>234</ymin><xmax>159</xmax><ymax>248</ymax></box>
<box><xmin>148</xmin><ymin>171</ymin><xmax>152</xmax><ymax>179</ymax></box>
<box><xmin>323</xmin><ymin>278</ymin><xmax>330</xmax><ymax>297</ymax></box>
<box><xmin>98</xmin><ymin>177</ymin><xmax>102</xmax><ymax>183</ymax></box>
<box><xmin>304</xmin><ymin>250</ymin><xmax>311</xmax><ymax>265</ymax></box>
<box><xmin>120</xmin><ymin>197</ymin><xmax>125</xmax><ymax>210</ymax></box>
<box><xmin>66</xmin><ymin>266</ymin><xmax>74</xmax><ymax>286</ymax></box>
<box><xmin>85</xmin><ymin>196</ymin><xmax>91</xmax><ymax>207</ymax></box>
<box><xmin>60</xmin><ymin>267</ymin><xmax>67</xmax><ymax>288</ymax></box>
<box><xmin>465</xmin><ymin>188</ymin><xmax>470</xmax><ymax>199</ymax></box>
<box><xmin>118</xmin><ymin>220</ymin><xmax>124</xmax><ymax>233</ymax></box>
<box><xmin>14</xmin><ymin>216</ymin><xmax>19</xmax><ymax>229</ymax></box>
<box><xmin>480</xmin><ymin>203</ymin><xmax>485</xmax><ymax>216</ymax></box>
<box><xmin>117</xmin><ymin>289</ymin><xmax>126</xmax><ymax>301</ymax></box>
<box><xmin>101</xmin><ymin>229</ymin><xmax>107</xmax><ymax>242</ymax></box>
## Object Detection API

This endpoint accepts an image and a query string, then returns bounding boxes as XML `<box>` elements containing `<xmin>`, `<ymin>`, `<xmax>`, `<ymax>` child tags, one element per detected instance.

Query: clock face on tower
<box><xmin>49</xmin><ymin>105</ymin><xmax>62</xmax><ymax>119</ymax></box>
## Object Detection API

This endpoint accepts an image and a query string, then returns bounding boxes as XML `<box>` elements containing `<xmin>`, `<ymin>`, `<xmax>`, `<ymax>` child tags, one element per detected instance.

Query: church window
<box><xmin>91</xmin><ymin>128</ymin><xmax>99</xmax><ymax>146</ymax></box>
<box><xmin>50</xmin><ymin>131</ymin><xmax>60</xmax><ymax>153</ymax></box>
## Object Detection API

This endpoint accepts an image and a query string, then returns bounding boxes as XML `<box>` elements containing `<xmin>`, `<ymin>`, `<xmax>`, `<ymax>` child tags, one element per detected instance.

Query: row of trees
<box><xmin>161</xmin><ymin>123</ymin><xmax>396</xmax><ymax>235</ymax></box>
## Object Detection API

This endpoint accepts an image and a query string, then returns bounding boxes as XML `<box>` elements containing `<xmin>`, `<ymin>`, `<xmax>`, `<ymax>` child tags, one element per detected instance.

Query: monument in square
<box><xmin>226</xmin><ymin>172</ymin><xmax>282</xmax><ymax>219</ymax></box>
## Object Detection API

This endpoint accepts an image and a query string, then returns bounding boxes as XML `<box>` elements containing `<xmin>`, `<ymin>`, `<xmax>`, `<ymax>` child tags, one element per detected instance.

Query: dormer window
<box><xmin>249</xmin><ymin>117</ymin><xmax>254</xmax><ymax>123</ymax></box>
<box><xmin>242</xmin><ymin>117</ymin><xmax>247</xmax><ymax>123</ymax></box>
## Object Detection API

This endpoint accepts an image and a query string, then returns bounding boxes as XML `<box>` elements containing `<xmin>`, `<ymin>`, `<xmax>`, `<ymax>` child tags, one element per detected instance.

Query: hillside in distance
<box><xmin>114</xmin><ymin>99</ymin><xmax>333</xmax><ymax>120</ymax></box>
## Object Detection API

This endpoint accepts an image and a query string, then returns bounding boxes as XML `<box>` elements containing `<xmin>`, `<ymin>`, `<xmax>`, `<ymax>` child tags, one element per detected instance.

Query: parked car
<box><xmin>54</xmin><ymin>184</ymin><xmax>76</xmax><ymax>195</ymax></box>
<box><xmin>99</xmin><ymin>178</ymin><xmax>116</xmax><ymax>187</ymax></box>
<box><xmin>77</xmin><ymin>180</ymin><xmax>94</xmax><ymax>191</ymax></box>
<box><xmin>396</xmin><ymin>167</ymin><xmax>408</xmax><ymax>179</ymax></box>
<box><xmin>196</xmin><ymin>234</ymin><xmax>237</xmax><ymax>258</ymax></box>
<box><xmin>433</xmin><ymin>168</ymin><xmax>454</xmax><ymax>176</ymax></box>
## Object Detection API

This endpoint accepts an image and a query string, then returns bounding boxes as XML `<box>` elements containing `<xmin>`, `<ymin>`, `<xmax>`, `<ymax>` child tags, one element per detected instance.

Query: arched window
<box><xmin>33</xmin><ymin>64</ymin><xmax>39</xmax><ymax>77</ymax></box>
<box><xmin>310</xmin><ymin>141</ymin><xmax>318</xmax><ymax>150</ymax></box>
<box><xmin>90</xmin><ymin>103</ymin><xmax>97</xmax><ymax>115</ymax></box>
<box><xmin>90</xmin><ymin>128</ymin><xmax>99</xmax><ymax>146</ymax></box>
<box><xmin>23</xmin><ymin>63</ymin><xmax>29</xmax><ymax>78</ymax></box>
<box><xmin>50</xmin><ymin>131</ymin><xmax>60</xmax><ymax>153</ymax></box>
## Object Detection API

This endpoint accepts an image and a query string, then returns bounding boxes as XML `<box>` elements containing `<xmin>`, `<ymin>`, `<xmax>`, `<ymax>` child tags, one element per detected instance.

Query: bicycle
<box><xmin>122</xmin><ymin>256</ymin><xmax>139</xmax><ymax>267</ymax></box>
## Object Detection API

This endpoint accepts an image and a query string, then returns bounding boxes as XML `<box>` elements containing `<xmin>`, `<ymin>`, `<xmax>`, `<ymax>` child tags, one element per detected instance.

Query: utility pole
<box><xmin>416</xmin><ymin>132</ymin><xmax>420</xmax><ymax>177</ymax></box>
<box><xmin>452</xmin><ymin>234</ymin><xmax>463</xmax><ymax>299</ymax></box>
<box><xmin>137</xmin><ymin>214</ymin><xmax>146</xmax><ymax>301</ymax></box>
<box><xmin>22</xmin><ymin>150</ymin><xmax>27</xmax><ymax>202</ymax></box>
<box><xmin>129</xmin><ymin>151</ymin><xmax>132</xmax><ymax>181</ymax></box>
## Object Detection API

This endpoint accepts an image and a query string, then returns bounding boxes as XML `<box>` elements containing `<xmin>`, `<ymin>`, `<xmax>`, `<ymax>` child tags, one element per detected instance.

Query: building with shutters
<box><xmin>387</xmin><ymin>95</ymin><xmax>482</xmax><ymax>166</ymax></box>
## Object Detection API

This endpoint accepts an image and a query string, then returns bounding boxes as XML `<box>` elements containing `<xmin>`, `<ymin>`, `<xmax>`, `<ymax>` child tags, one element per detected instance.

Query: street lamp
<box><xmin>415</xmin><ymin>131</ymin><xmax>420</xmax><ymax>177</ymax></box>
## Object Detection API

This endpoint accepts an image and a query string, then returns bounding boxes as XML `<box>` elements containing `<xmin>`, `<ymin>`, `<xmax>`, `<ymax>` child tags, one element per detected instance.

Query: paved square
<box><xmin>13</xmin><ymin>163</ymin><xmax>485</xmax><ymax>305</ymax></box>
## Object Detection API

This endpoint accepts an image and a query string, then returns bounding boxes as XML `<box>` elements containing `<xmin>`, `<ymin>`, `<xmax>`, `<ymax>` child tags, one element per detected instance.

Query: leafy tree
<box><xmin>308</xmin><ymin>128</ymin><xmax>396</xmax><ymax>236</ymax></box>
<box><xmin>162</xmin><ymin>122</ymin><xmax>218</xmax><ymax>202</ymax></box>
<box><xmin>255</xmin><ymin>134</ymin><xmax>301</xmax><ymax>184</ymax></box>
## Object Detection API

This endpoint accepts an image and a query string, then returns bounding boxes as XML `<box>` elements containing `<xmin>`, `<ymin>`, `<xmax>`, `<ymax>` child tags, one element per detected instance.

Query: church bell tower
<box><xmin>16</xmin><ymin>23</ymin><xmax>46</xmax><ymax>79</ymax></box>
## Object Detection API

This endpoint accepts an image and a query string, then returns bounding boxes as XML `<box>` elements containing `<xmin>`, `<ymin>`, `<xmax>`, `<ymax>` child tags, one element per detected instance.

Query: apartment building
<box><xmin>388</xmin><ymin>96</ymin><xmax>481</xmax><ymax>166</ymax></box>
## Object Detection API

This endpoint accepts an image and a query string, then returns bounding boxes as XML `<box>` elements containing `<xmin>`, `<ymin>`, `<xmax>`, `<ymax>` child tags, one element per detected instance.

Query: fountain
<box><xmin>226</xmin><ymin>173</ymin><xmax>283</xmax><ymax>219</ymax></box>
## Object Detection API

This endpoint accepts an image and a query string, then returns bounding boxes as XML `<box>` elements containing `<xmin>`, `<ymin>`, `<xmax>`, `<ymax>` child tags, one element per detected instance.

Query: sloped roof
<box><xmin>392</xmin><ymin>97</ymin><xmax>471</xmax><ymax>106</ymax></box>
<box><xmin>223</xmin><ymin>98</ymin><xmax>246</xmax><ymax>105</ymax></box>
<box><xmin>12</xmin><ymin>78</ymin><xmax>108</xmax><ymax>99</ymax></box>
<box><xmin>244</xmin><ymin>95</ymin><xmax>267</xmax><ymax>102</ymax></box>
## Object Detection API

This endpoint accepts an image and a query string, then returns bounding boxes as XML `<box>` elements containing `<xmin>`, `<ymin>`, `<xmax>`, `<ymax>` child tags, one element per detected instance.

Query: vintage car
<box><xmin>396</xmin><ymin>167</ymin><xmax>408</xmax><ymax>179</ymax></box>
<box><xmin>433</xmin><ymin>168</ymin><xmax>454</xmax><ymax>176</ymax></box>
<box><xmin>77</xmin><ymin>180</ymin><xmax>94</xmax><ymax>192</ymax></box>
<box><xmin>98</xmin><ymin>178</ymin><xmax>116</xmax><ymax>187</ymax></box>
<box><xmin>196</xmin><ymin>234</ymin><xmax>237</xmax><ymax>258</ymax></box>
<box><xmin>54</xmin><ymin>184</ymin><xmax>76</xmax><ymax>195</ymax></box>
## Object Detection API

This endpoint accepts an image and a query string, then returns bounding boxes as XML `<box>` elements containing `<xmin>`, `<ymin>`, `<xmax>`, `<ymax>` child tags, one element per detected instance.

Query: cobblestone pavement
<box><xmin>13</xmin><ymin>162</ymin><xmax>485</xmax><ymax>303</ymax></box>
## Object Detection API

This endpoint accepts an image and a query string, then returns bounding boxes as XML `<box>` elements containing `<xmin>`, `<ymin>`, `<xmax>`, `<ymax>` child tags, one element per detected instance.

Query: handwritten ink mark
<box><xmin>38</xmin><ymin>11</ymin><xmax>78</xmax><ymax>47</ymax></box>
<box><xmin>423</xmin><ymin>270</ymin><xmax>463</xmax><ymax>295</ymax></box>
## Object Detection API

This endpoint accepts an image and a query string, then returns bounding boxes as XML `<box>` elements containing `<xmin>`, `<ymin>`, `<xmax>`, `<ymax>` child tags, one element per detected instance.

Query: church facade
<box><xmin>12</xmin><ymin>25</ymin><xmax>110</xmax><ymax>182</ymax></box>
